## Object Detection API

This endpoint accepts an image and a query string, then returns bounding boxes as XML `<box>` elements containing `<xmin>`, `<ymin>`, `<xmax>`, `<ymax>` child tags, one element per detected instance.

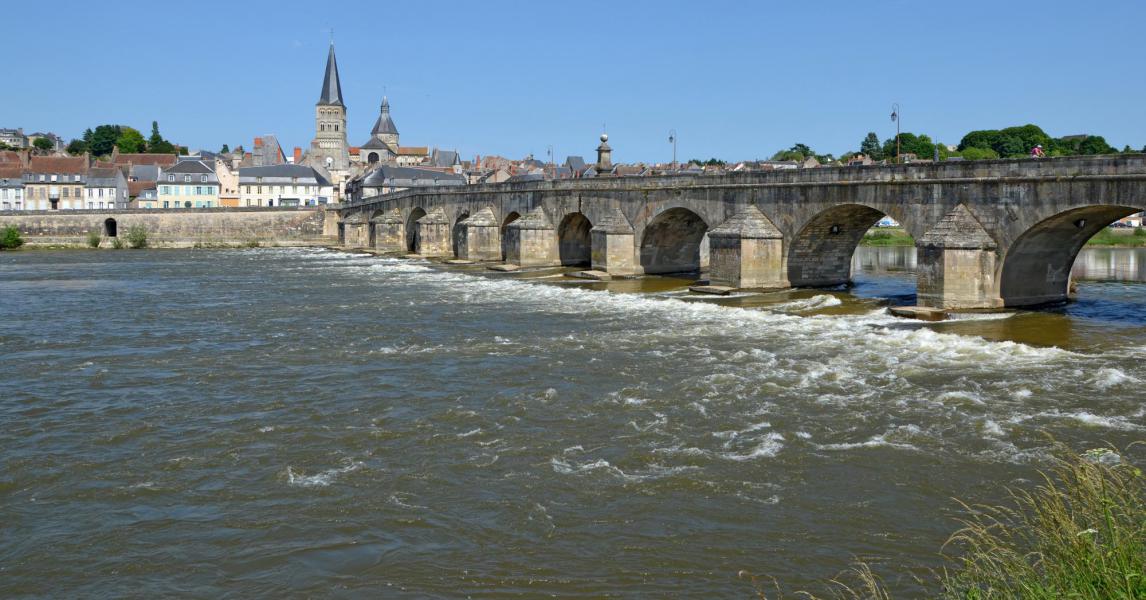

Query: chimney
<box><xmin>293</xmin><ymin>147</ymin><xmax>302</xmax><ymax>164</ymax></box>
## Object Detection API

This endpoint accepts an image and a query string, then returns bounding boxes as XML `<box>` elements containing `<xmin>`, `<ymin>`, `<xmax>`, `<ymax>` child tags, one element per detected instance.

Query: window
<box><xmin>183</xmin><ymin>175</ymin><xmax>191</xmax><ymax>182</ymax></box>
<box><xmin>201</xmin><ymin>175</ymin><xmax>207</xmax><ymax>182</ymax></box>
<box><xmin>74</xmin><ymin>175</ymin><xmax>80</xmax><ymax>182</ymax></box>
<box><xmin>244</xmin><ymin>186</ymin><xmax>250</xmax><ymax>194</ymax></box>
<box><xmin>161</xmin><ymin>186</ymin><xmax>169</xmax><ymax>195</ymax></box>
<box><xmin>163</xmin><ymin>201</ymin><xmax>169</xmax><ymax>208</ymax></box>
<box><xmin>98</xmin><ymin>188</ymin><xmax>104</xmax><ymax>197</ymax></box>
<box><xmin>38</xmin><ymin>175</ymin><xmax>45</xmax><ymax>182</ymax></box>
<box><xmin>168</xmin><ymin>174</ymin><xmax>174</xmax><ymax>181</ymax></box>
<box><xmin>62</xmin><ymin>188</ymin><xmax>69</xmax><ymax>198</ymax></box>
<box><xmin>88</xmin><ymin>202</ymin><xmax>93</xmax><ymax>209</ymax></box>
<box><xmin>50</xmin><ymin>175</ymin><xmax>57</xmax><ymax>182</ymax></box>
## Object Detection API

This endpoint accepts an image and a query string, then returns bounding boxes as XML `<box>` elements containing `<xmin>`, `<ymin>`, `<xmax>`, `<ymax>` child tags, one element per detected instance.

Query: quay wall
<box><xmin>0</xmin><ymin>207</ymin><xmax>336</xmax><ymax>248</ymax></box>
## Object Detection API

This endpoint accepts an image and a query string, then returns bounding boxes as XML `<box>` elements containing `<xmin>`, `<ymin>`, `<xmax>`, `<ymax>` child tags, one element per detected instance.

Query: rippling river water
<box><xmin>2</xmin><ymin>247</ymin><xmax>1144</xmax><ymax>597</ymax></box>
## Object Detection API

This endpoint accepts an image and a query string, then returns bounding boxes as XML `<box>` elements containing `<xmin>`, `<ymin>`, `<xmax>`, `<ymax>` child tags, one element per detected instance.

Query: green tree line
<box><xmin>771</xmin><ymin>125</ymin><xmax>1144</xmax><ymax>165</ymax></box>
<box><xmin>65</xmin><ymin>121</ymin><xmax>179</xmax><ymax>157</ymax></box>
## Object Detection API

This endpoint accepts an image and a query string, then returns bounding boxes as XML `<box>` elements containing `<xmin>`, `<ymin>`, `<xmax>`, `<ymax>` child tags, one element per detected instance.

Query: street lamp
<box><xmin>890</xmin><ymin>103</ymin><xmax>901</xmax><ymax>164</ymax></box>
<box><xmin>668</xmin><ymin>129</ymin><xmax>677</xmax><ymax>171</ymax></box>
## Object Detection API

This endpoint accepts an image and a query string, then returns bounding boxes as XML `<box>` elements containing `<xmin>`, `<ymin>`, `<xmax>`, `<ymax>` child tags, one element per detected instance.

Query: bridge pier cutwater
<box><xmin>334</xmin><ymin>155</ymin><xmax>1146</xmax><ymax>310</ymax></box>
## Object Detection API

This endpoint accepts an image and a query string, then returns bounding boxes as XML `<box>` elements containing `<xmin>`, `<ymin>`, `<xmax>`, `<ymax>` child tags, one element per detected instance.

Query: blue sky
<box><xmin>7</xmin><ymin>1</ymin><xmax>1145</xmax><ymax>163</ymax></box>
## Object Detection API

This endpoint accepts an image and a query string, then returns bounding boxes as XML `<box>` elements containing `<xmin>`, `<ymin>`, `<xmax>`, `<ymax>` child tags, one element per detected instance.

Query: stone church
<box><xmin>301</xmin><ymin>43</ymin><xmax>352</xmax><ymax>199</ymax></box>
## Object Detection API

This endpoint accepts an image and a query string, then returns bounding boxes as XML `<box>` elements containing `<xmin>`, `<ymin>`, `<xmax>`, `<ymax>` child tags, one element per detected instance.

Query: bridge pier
<box><xmin>707</xmin><ymin>205</ymin><xmax>786</xmax><ymax>289</ymax></box>
<box><xmin>457</xmin><ymin>207</ymin><xmax>501</xmax><ymax>261</ymax></box>
<box><xmin>590</xmin><ymin>208</ymin><xmax>637</xmax><ymax>275</ymax></box>
<box><xmin>916</xmin><ymin>205</ymin><xmax>1002</xmax><ymax>309</ymax></box>
<box><xmin>504</xmin><ymin>208</ymin><xmax>559</xmax><ymax>266</ymax></box>
<box><xmin>416</xmin><ymin>209</ymin><xmax>452</xmax><ymax>257</ymax></box>
<box><xmin>371</xmin><ymin>208</ymin><xmax>405</xmax><ymax>251</ymax></box>
<box><xmin>342</xmin><ymin>213</ymin><xmax>368</xmax><ymax>248</ymax></box>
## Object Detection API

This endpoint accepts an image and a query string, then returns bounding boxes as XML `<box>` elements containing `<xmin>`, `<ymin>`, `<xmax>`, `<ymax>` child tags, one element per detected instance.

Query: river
<box><xmin>1</xmin><ymin>247</ymin><xmax>1143</xmax><ymax>597</ymax></box>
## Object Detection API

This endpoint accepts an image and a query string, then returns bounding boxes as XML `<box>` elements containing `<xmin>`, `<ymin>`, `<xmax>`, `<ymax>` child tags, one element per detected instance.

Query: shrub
<box><xmin>125</xmin><ymin>225</ymin><xmax>148</xmax><ymax>249</ymax></box>
<box><xmin>111</xmin><ymin>237</ymin><xmax>124</xmax><ymax>249</ymax></box>
<box><xmin>1134</xmin><ymin>227</ymin><xmax>1146</xmax><ymax>238</ymax></box>
<box><xmin>246</xmin><ymin>239</ymin><xmax>261</xmax><ymax>248</ymax></box>
<box><xmin>87</xmin><ymin>230</ymin><xmax>101</xmax><ymax>248</ymax></box>
<box><xmin>0</xmin><ymin>225</ymin><xmax>24</xmax><ymax>249</ymax></box>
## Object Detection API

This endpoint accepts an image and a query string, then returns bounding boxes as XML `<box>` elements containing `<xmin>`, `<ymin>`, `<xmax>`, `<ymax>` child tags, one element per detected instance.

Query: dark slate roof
<box><xmin>317</xmin><ymin>43</ymin><xmax>345</xmax><ymax>107</ymax></box>
<box><xmin>130</xmin><ymin>164</ymin><xmax>160</xmax><ymax>181</ymax></box>
<box><xmin>564</xmin><ymin>155</ymin><xmax>586</xmax><ymax>170</ymax></box>
<box><xmin>371</xmin><ymin>97</ymin><xmax>399</xmax><ymax>135</ymax></box>
<box><xmin>164</xmin><ymin>160</ymin><xmax>215</xmax><ymax>174</ymax></box>
<box><xmin>362</xmin><ymin>165</ymin><xmax>467</xmax><ymax>187</ymax></box>
<box><xmin>431</xmin><ymin>149</ymin><xmax>459</xmax><ymax>168</ymax></box>
<box><xmin>239</xmin><ymin>164</ymin><xmax>332</xmax><ymax>186</ymax></box>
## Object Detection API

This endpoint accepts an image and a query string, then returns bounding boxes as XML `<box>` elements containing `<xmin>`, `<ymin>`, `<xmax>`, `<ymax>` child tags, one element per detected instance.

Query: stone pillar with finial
<box><xmin>595</xmin><ymin>133</ymin><xmax>612</xmax><ymax>175</ymax></box>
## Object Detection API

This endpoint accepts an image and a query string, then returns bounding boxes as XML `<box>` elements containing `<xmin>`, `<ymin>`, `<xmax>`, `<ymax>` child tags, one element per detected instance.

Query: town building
<box><xmin>345</xmin><ymin>165</ymin><xmax>466</xmax><ymax>201</ymax></box>
<box><xmin>214</xmin><ymin>158</ymin><xmax>240</xmax><ymax>206</ymax></box>
<box><xmin>396</xmin><ymin>146</ymin><xmax>429</xmax><ymax>166</ymax></box>
<box><xmin>129</xmin><ymin>180</ymin><xmax>158</xmax><ymax>208</ymax></box>
<box><xmin>238</xmin><ymin>164</ymin><xmax>333</xmax><ymax>207</ymax></box>
<box><xmin>157</xmin><ymin>159</ymin><xmax>220</xmax><ymax>208</ymax></box>
<box><xmin>0</xmin><ymin>128</ymin><xmax>28</xmax><ymax>149</ymax></box>
<box><xmin>84</xmin><ymin>167</ymin><xmax>129</xmax><ymax>209</ymax></box>
<box><xmin>0</xmin><ymin>166</ymin><xmax>25</xmax><ymax>210</ymax></box>
<box><xmin>23</xmin><ymin>156</ymin><xmax>88</xmax><ymax>210</ymax></box>
<box><xmin>26</xmin><ymin>132</ymin><xmax>66</xmax><ymax>153</ymax></box>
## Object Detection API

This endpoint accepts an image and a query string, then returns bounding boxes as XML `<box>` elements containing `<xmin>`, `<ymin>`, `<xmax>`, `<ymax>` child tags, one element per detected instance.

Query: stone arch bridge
<box><xmin>337</xmin><ymin>155</ymin><xmax>1146</xmax><ymax>309</ymax></box>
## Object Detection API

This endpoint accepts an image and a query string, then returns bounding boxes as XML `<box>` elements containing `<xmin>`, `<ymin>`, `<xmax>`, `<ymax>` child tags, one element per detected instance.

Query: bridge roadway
<box><xmin>336</xmin><ymin>155</ymin><xmax>1146</xmax><ymax>309</ymax></box>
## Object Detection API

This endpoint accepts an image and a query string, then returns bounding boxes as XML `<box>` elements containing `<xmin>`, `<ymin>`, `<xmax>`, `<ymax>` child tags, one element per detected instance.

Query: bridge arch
<box><xmin>405</xmin><ymin>207</ymin><xmax>427</xmax><ymax>252</ymax></box>
<box><xmin>639</xmin><ymin>207</ymin><xmax>709</xmax><ymax>275</ymax></box>
<box><xmin>999</xmin><ymin>204</ymin><xmax>1142</xmax><ymax>307</ymax></box>
<box><xmin>787</xmin><ymin>203</ymin><xmax>902</xmax><ymax>287</ymax></box>
<box><xmin>501</xmin><ymin>211</ymin><xmax>520</xmax><ymax>260</ymax></box>
<box><xmin>452</xmin><ymin>210</ymin><xmax>470</xmax><ymax>258</ymax></box>
<box><xmin>557</xmin><ymin>212</ymin><xmax>592</xmax><ymax>266</ymax></box>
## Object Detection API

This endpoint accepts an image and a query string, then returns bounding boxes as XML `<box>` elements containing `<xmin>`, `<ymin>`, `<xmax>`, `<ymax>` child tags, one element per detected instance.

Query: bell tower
<box><xmin>309</xmin><ymin>42</ymin><xmax>350</xmax><ymax>172</ymax></box>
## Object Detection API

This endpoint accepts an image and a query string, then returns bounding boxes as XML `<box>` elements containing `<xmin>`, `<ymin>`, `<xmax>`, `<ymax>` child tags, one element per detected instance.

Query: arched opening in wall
<box><xmin>501</xmin><ymin>211</ymin><xmax>521</xmax><ymax>260</ymax></box>
<box><xmin>557</xmin><ymin>212</ymin><xmax>592</xmax><ymax>266</ymax></box>
<box><xmin>405</xmin><ymin>207</ymin><xmax>427</xmax><ymax>253</ymax></box>
<box><xmin>103</xmin><ymin>218</ymin><xmax>117</xmax><ymax>238</ymax></box>
<box><xmin>452</xmin><ymin>211</ymin><xmax>470</xmax><ymax>258</ymax></box>
<box><xmin>639</xmin><ymin>207</ymin><xmax>709</xmax><ymax>275</ymax></box>
<box><xmin>787</xmin><ymin>204</ymin><xmax>892</xmax><ymax>288</ymax></box>
<box><xmin>368</xmin><ymin>152</ymin><xmax>379</xmax><ymax>164</ymax></box>
<box><xmin>999</xmin><ymin>205</ymin><xmax>1142</xmax><ymax>307</ymax></box>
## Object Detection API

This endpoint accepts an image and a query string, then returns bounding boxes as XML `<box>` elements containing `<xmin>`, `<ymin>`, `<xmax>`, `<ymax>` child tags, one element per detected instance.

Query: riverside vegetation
<box><xmin>1</xmin><ymin>225</ymin><xmax>24</xmax><ymax>249</ymax></box>
<box><xmin>743</xmin><ymin>447</ymin><xmax>1145</xmax><ymax>600</ymax></box>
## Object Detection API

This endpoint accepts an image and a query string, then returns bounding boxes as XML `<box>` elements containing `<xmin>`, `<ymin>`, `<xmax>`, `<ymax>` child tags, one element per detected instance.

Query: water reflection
<box><xmin>1071</xmin><ymin>248</ymin><xmax>1146</xmax><ymax>282</ymax></box>
<box><xmin>852</xmin><ymin>246</ymin><xmax>1146</xmax><ymax>283</ymax></box>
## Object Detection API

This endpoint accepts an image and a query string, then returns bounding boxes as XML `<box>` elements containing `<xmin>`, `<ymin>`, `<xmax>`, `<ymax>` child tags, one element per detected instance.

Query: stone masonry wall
<box><xmin>0</xmin><ymin>208</ymin><xmax>334</xmax><ymax>247</ymax></box>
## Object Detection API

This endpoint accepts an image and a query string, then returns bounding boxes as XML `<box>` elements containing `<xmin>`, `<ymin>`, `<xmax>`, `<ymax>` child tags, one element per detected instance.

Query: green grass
<box><xmin>861</xmin><ymin>227</ymin><xmax>915</xmax><ymax>247</ymax></box>
<box><xmin>1086</xmin><ymin>228</ymin><xmax>1146</xmax><ymax>247</ymax></box>
<box><xmin>87</xmin><ymin>230</ymin><xmax>101</xmax><ymax>248</ymax></box>
<box><xmin>742</xmin><ymin>446</ymin><xmax>1146</xmax><ymax>599</ymax></box>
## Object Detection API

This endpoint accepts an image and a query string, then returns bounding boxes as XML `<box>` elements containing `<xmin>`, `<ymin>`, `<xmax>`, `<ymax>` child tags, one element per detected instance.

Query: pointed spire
<box><xmin>381</xmin><ymin>96</ymin><xmax>390</xmax><ymax>112</ymax></box>
<box><xmin>317</xmin><ymin>42</ymin><xmax>344</xmax><ymax>107</ymax></box>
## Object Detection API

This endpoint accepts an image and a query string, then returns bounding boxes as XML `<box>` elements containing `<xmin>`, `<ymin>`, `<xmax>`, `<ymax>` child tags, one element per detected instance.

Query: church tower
<box><xmin>306</xmin><ymin>42</ymin><xmax>351</xmax><ymax>177</ymax></box>
<box><xmin>360</xmin><ymin>96</ymin><xmax>400</xmax><ymax>165</ymax></box>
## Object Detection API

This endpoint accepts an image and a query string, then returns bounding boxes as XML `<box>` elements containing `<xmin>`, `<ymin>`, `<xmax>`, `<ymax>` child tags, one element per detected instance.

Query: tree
<box><xmin>116</xmin><ymin>127</ymin><xmax>146</xmax><ymax>153</ymax></box>
<box><xmin>961</xmin><ymin>146</ymin><xmax>1000</xmax><ymax>160</ymax></box>
<box><xmin>882</xmin><ymin>132</ymin><xmax>934</xmax><ymax>161</ymax></box>
<box><xmin>771</xmin><ymin>143</ymin><xmax>815</xmax><ymax>162</ymax></box>
<box><xmin>32</xmin><ymin>137</ymin><xmax>54</xmax><ymax>153</ymax></box>
<box><xmin>860</xmin><ymin>132</ymin><xmax>883</xmax><ymax>160</ymax></box>
<box><xmin>960</xmin><ymin>125</ymin><xmax>1051</xmax><ymax>158</ymax></box>
<box><xmin>66</xmin><ymin>139</ymin><xmax>87</xmax><ymax>155</ymax></box>
<box><xmin>220</xmin><ymin>144</ymin><xmax>230</xmax><ymax>154</ymax></box>
<box><xmin>88</xmin><ymin>125</ymin><xmax>122</xmax><ymax>157</ymax></box>
<box><xmin>147</xmin><ymin>121</ymin><xmax>176</xmax><ymax>154</ymax></box>
<box><xmin>1078</xmin><ymin>135</ymin><xmax>1116</xmax><ymax>155</ymax></box>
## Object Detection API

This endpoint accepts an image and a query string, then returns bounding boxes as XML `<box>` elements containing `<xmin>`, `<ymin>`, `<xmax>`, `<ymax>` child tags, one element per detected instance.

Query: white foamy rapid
<box><xmin>292</xmin><ymin>250</ymin><xmax>1145</xmax><ymax>463</ymax></box>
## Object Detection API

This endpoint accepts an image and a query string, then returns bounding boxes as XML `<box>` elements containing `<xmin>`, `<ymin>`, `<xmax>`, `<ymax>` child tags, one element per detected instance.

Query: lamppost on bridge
<box><xmin>668</xmin><ymin>129</ymin><xmax>677</xmax><ymax>171</ymax></box>
<box><xmin>890</xmin><ymin>103</ymin><xmax>901</xmax><ymax>164</ymax></box>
